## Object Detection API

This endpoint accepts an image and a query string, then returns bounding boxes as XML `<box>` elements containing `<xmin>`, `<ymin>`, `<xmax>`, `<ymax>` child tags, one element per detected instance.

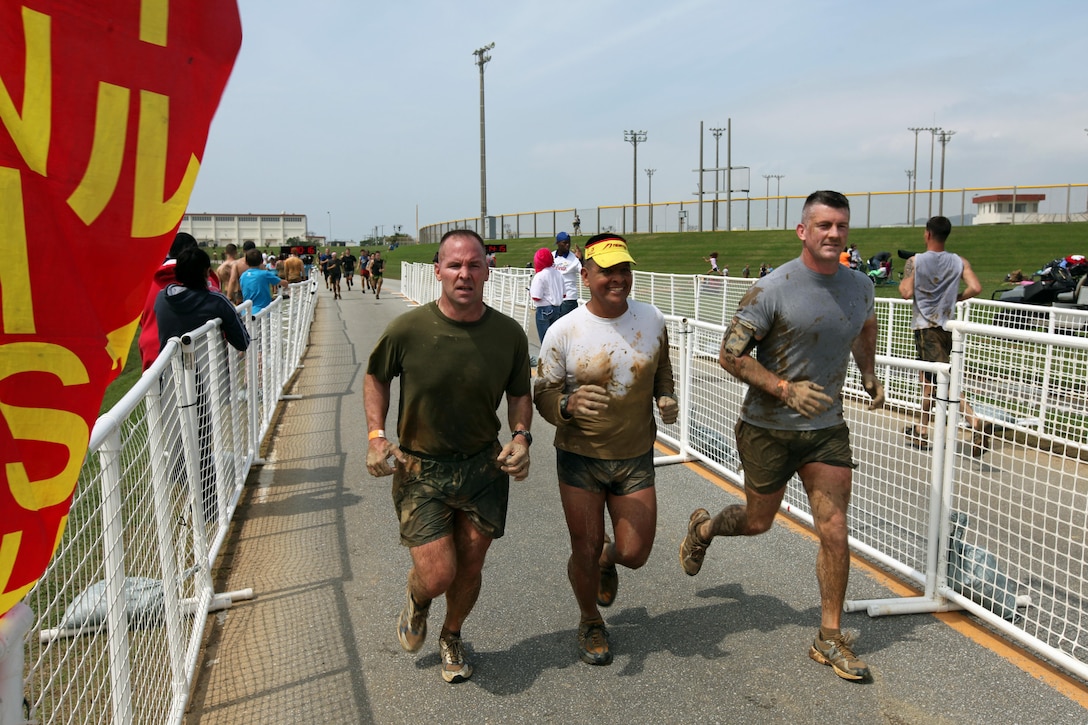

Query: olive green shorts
<box><xmin>556</xmin><ymin>448</ymin><xmax>655</xmax><ymax>496</ymax></box>
<box><xmin>392</xmin><ymin>441</ymin><xmax>508</xmax><ymax>547</ymax></box>
<box><xmin>735</xmin><ymin>420</ymin><xmax>855</xmax><ymax>495</ymax></box>
<box><xmin>913</xmin><ymin>326</ymin><xmax>952</xmax><ymax>383</ymax></box>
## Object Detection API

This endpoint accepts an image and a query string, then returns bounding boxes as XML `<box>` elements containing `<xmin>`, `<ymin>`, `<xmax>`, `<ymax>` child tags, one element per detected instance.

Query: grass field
<box><xmin>104</xmin><ymin>222</ymin><xmax>1086</xmax><ymax>411</ymax></box>
<box><xmin>377</xmin><ymin>221</ymin><xmax>1088</xmax><ymax>300</ymax></box>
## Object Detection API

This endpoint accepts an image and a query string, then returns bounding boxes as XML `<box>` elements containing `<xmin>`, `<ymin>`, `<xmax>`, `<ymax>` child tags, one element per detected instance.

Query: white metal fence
<box><xmin>403</xmin><ymin>263</ymin><xmax>1088</xmax><ymax>682</ymax></box>
<box><xmin>3</xmin><ymin>279</ymin><xmax>318</xmax><ymax>725</ymax></box>
<box><xmin>418</xmin><ymin>182</ymin><xmax>1088</xmax><ymax>242</ymax></box>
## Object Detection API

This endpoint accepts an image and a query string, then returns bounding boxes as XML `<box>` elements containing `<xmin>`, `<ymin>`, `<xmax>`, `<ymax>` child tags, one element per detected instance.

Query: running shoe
<box><xmin>809</xmin><ymin>630</ymin><xmax>871</xmax><ymax>682</ymax></box>
<box><xmin>439</xmin><ymin>632</ymin><xmax>473</xmax><ymax>683</ymax></box>
<box><xmin>577</xmin><ymin>621</ymin><xmax>612</xmax><ymax>666</ymax></box>
<box><xmin>679</xmin><ymin>508</ymin><xmax>712</xmax><ymax>576</ymax></box>
<box><xmin>396</xmin><ymin>586</ymin><xmax>429</xmax><ymax>653</ymax></box>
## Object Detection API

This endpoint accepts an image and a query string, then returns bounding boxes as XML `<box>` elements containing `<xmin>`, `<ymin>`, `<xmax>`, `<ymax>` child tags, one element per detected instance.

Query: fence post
<box><xmin>99</xmin><ymin>424</ymin><xmax>135</xmax><ymax>723</ymax></box>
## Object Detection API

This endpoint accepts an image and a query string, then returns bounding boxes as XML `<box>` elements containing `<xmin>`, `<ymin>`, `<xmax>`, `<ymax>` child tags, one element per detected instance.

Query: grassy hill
<box><xmin>384</xmin><ymin>222</ymin><xmax>1088</xmax><ymax>300</ymax></box>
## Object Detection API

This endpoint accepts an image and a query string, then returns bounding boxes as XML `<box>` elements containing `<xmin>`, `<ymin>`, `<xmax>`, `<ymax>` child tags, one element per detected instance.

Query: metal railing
<box><xmin>4</xmin><ymin>279</ymin><xmax>318</xmax><ymax>725</ymax></box>
<box><xmin>403</xmin><ymin>263</ymin><xmax>1088</xmax><ymax>682</ymax></box>
<box><xmin>418</xmin><ymin>182</ymin><xmax>1088</xmax><ymax>242</ymax></box>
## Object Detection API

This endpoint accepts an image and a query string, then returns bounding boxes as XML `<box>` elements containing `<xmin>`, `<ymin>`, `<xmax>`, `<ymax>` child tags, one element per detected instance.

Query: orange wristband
<box><xmin>368</xmin><ymin>429</ymin><xmax>386</xmax><ymax>441</ymax></box>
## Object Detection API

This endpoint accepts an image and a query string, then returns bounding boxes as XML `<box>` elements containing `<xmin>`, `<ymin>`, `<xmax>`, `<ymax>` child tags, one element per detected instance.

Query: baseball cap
<box><xmin>556</xmin><ymin>231</ymin><xmax>570</xmax><ymax>243</ymax></box>
<box><xmin>584</xmin><ymin>233</ymin><xmax>636</xmax><ymax>268</ymax></box>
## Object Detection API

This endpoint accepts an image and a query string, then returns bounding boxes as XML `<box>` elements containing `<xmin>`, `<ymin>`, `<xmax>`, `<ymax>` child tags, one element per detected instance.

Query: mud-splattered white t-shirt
<box><xmin>535</xmin><ymin>300</ymin><xmax>674</xmax><ymax>459</ymax></box>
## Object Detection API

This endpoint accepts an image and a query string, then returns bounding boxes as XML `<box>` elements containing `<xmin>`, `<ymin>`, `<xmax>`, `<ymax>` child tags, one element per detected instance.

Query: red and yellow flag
<box><xmin>0</xmin><ymin>1</ymin><xmax>242</xmax><ymax>617</ymax></box>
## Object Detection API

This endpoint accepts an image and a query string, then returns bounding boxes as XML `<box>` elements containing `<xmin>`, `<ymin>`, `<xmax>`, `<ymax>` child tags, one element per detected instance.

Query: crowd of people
<box><xmin>143</xmin><ymin>198</ymin><xmax>987</xmax><ymax>687</ymax></box>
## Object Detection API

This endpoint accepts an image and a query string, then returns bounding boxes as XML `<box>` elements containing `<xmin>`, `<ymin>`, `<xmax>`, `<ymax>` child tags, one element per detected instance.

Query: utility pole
<box><xmin>905</xmin><ymin>170</ymin><xmax>914</xmax><ymax>225</ymax></box>
<box><xmin>937</xmin><ymin>129</ymin><xmax>956</xmax><ymax>216</ymax></box>
<box><xmin>624</xmin><ymin>130</ymin><xmax>647</xmax><ymax>232</ymax></box>
<box><xmin>645</xmin><ymin>168</ymin><xmax>656</xmax><ymax>232</ymax></box>
<box><xmin>709</xmin><ymin>127</ymin><xmax>725</xmax><ymax>231</ymax></box>
<box><xmin>473</xmin><ymin>42</ymin><xmax>494</xmax><ymax>238</ymax></box>
<box><xmin>763</xmin><ymin>174</ymin><xmax>772</xmax><ymax>227</ymax></box>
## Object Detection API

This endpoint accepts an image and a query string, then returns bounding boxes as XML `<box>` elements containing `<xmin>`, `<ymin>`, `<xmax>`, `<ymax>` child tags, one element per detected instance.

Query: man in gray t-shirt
<box><xmin>899</xmin><ymin>215</ymin><xmax>985</xmax><ymax>451</ymax></box>
<box><xmin>679</xmin><ymin>190</ymin><xmax>885</xmax><ymax>683</ymax></box>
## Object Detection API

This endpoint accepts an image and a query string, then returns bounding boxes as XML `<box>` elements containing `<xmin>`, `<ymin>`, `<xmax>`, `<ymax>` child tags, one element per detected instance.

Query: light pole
<box><xmin>624</xmin><ymin>130</ymin><xmax>647</xmax><ymax>232</ymax></box>
<box><xmin>771</xmin><ymin>174</ymin><xmax>785</xmax><ymax>227</ymax></box>
<box><xmin>762</xmin><ymin>174</ymin><xmax>772</xmax><ymax>227</ymax></box>
<box><xmin>907</xmin><ymin>127</ymin><xmax>936</xmax><ymax>225</ymax></box>
<box><xmin>327</xmin><ymin>211</ymin><xmax>332</xmax><ymax>242</ymax></box>
<box><xmin>905</xmin><ymin>170</ymin><xmax>914</xmax><ymax>224</ymax></box>
<box><xmin>927</xmin><ymin>127</ymin><xmax>941</xmax><ymax>218</ymax></box>
<box><xmin>937</xmin><ymin>129</ymin><xmax>956</xmax><ymax>216</ymax></box>
<box><xmin>710</xmin><ymin>127</ymin><xmax>725</xmax><ymax>231</ymax></box>
<box><xmin>473</xmin><ymin>42</ymin><xmax>494</xmax><ymax>238</ymax></box>
<box><xmin>645</xmin><ymin>168</ymin><xmax>656</xmax><ymax>232</ymax></box>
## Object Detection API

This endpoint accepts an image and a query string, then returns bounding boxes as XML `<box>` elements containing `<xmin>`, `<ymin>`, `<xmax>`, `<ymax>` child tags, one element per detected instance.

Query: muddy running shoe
<box><xmin>679</xmin><ymin>508</ymin><xmax>712</xmax><ymax>576</ymax></box>
<box><xmin>577</xmin><ymin>621</ymin><xmax>612</xmax><ymax>666</ymax></box>
<box><xmin>809</xmin><ymin>630</ymin><xmax>871</xmax><ymax>682</ymax></box>
<box><xmin>396</xmin><ymin>587</ymin><xmax>429</xmax><ymax>653</ymax></box>
<box><xmin>597</xmin><ymin>535</ymin><xmax>618</xmax><ymax>607</ymax></box>
<box><xmin>439</xmin><ymin>632</ymin><xmax>473</xmax><ymax>683</ymax></box>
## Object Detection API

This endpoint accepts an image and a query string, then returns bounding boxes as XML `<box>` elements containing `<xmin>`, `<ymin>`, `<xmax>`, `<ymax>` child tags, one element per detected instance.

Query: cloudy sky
<box><xmin>186</xmin><ymin>0</ymin><xmax>1088</xmax><ymax>239</ymax></box>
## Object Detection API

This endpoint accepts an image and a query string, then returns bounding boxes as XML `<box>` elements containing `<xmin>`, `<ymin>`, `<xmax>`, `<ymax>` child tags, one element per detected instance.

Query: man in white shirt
<box><xmin>553</xmin><ymin>231</ymin><xmax>582</xmax><ymax>317</ymax></box>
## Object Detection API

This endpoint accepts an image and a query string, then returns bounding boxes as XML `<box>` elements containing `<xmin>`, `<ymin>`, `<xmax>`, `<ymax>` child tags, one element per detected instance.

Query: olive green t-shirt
<box><xmin>367</xmin><ymin>302</ymin><xmax>530</xmax><ymax>457</ymax></box>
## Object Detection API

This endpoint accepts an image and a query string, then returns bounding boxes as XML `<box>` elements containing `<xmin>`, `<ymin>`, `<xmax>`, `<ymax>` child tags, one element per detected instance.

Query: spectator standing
<box><xmin>281</xmin><ymin>250</ymin><xmax>304</xmax><ymax>284</ymax></box>
<box><xmin>552</xmin><ymin>231</ymin><xmax>582</xmax><ymax>317</ymax></box>
<box><xmin>138</xmin><ymin>232</ymin><xmax>221</xmax><ymax>370</ymax></box>
<box><xmin>240</xmin><ymin>248</ymin><xmax>288</xmax><ymax>314</ymax></box>
<box><xmin>899</xmin><ymin>215</ymin><xmax>988</xmax><ymax>453</ymax></box>
<box><xmin>529</xmin><ymin>247</ymin><xmax>565</xmax><ymax>345</ymax></box>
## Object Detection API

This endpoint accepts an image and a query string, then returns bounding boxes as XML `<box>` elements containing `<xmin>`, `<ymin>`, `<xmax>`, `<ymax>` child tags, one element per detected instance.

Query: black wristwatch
<box><xmin>559</xmin><ymin>395</ymin><xmax>571</xmax><ymax>418</ymax></box>
<box><xmin>512</xmin><ymin>429</ymin><xmax>533</xmax><ymax>446</ymax></box>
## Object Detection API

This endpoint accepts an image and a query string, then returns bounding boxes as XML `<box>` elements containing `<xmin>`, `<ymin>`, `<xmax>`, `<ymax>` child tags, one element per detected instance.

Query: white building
<box><xmin>179</xmin><ymin>213</ymin><xmax>309</xmax><ymax>246</ymax></box>
<box><xmin>971</xmin><ymin>194</ymin><xmax>1045</xmax><ymax>225</ymax></box>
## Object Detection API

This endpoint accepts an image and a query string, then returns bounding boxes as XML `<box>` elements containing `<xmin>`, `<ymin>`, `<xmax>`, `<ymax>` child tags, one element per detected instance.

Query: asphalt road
<box><xmin>185</xmin><ymin>278</ymin><xmax>1088</xmax><ymax>724</ymax></box>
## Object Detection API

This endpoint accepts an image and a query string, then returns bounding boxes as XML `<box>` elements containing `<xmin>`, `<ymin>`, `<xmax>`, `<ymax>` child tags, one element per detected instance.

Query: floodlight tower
<box><xmin>937</xmin><ymin>129</ymin><xmax>956</xmax><ymax>216</ymax></box>
<box><xmin>905</xmin><ymin>170</ymin><xmax>914</xmax><ymax>224</ymax></box>
<box><xmin>473</xmin><ymin>42</ymin><xmax>495</xmax><ymax>237</ymax></box>
<box><xmin>763</xmin><ymin>174</ymin><xmax>772</xmax><ymax>227</ymax></box>
<box><xmin>709</xmin><ymin>127</ymin><xmax>725</xmax><ymax>231</ymax></box>
<box><xmin>645</xmin><ymin>168</ymin><xmax>656</xmax><ymax>231</ymax></box>
<box><xmin>625</xmin><ymin>130</ymin><xmax>647</xmax><ymax>232</ymax></box>
<box><xmin>907</xmin><ymin>127</ymin><xmax>936</xmax><ymax>225</ymax></box>
<box><xmin>770</xmin><ymin>174</ymin><xmax>785</xmax><ymax>227</ymax></box>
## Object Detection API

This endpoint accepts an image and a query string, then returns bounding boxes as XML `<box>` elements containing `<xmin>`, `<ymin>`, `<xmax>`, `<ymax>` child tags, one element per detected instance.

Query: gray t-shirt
<box><xmin>734</xmin><ymin>257</ymin><xmax>874</xmax><ymax>431</ymax></box>
<box><xmin>910</xmin><ymin>250</ymin><xmax>964</xmax><ymax>330</ymax></box>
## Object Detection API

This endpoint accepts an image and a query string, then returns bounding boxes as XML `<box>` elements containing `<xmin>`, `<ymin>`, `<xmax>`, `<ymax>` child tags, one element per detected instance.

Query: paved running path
<box><xmin>185</xmin><ymin>279</ymin><xmax>1087</xmax><ymax>724</ymax></box>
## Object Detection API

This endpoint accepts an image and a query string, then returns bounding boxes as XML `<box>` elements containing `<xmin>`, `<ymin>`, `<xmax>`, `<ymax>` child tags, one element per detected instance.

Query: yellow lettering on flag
<box><xmin>0</xmin><ymin>7</ymin><xmax>51</xmax><ymax>175</ymax></box>
<box><xmin>131</xmin><ymin>90</ymin><xmax>200</xmax><ymax>238</ymax></box>
<box><xmin>0</xmin><ymin>168</ymin><xmax>34</xmax><ymax>334</ymax></box>
<box><xmin>68</xmin><ymin>83</ymin><xmax>130</xmax><ymax>226</ymax></box>
<box><xmin>1</xmin><ymin>342</ymin><xmax>90</xmax><ymax>511</ymax></box>
<box><xmin>140</xmin><ymin>0</ymin><xmax>170</xmax><ymax>47</ymax></box>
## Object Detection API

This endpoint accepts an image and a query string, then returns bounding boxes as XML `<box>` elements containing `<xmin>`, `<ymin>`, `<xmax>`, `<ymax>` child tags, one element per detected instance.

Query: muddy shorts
<box><xmin>392</xmin><ymin>441</ymin><xmax>508</xmax><ymax>547</ymax></box>
<box><xmin>913</xmin><ymin>326</ymin><xmax>952</xmax><ymax>383</ymax></box>
<box><xmin>556</xmin><ymin>448</ymin><xmax>655</xmax><ymax>496</ymax></box>
<box><xmin>735</xmin><ymin>420</ymin><xmax>855</xmax><ymax>495</ymax></box>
